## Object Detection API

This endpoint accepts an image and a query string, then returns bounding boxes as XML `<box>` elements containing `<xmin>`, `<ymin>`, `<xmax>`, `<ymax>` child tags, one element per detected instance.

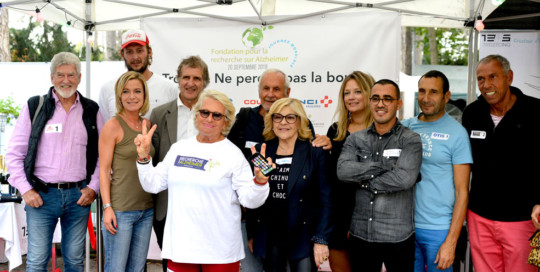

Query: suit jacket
<box><xmin>150</xmin><ymin>99</ymin><xmax>178</xmax><ymax>221</ymax></box>
<box><xmin>248</xmin><ymin>138</ymin><xmax>332</xmax><ymax>260</ymax></box>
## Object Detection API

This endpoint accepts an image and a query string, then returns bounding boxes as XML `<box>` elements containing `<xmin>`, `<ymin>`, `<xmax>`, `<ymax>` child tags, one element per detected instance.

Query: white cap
<box><xmin>121</xmin><ymin>29</ymin><xmax>149</xmax><ymax>49</ymax></box>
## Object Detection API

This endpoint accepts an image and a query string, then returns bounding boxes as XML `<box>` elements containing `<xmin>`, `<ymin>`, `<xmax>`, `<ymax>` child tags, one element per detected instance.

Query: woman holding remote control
<box><xmin>134</xmin><ymin>90</ymin><xmax>270</xmax><ymax>272</ymax></box>
<box><xmin>248</xmin><ymin>98</ymin><xmax>332</xmax><ymax>272</ymax></box>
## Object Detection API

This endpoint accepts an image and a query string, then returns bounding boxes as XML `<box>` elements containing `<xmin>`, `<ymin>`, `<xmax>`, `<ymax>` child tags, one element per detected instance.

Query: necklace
<box><xmin>122</xmin><ymin>113</ymin><xmax>141</xmax><ymax>129</ymax></box>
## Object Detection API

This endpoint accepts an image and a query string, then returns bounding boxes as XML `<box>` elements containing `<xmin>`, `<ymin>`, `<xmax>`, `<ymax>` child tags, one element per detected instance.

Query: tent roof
<box><xmin>484</xmin><ymin>0</ymin><xmax>540</xmax><ymax>30</ymax></box>
<box><xmin>2</xmin><ymin>0</ymin><xmax>501</xmax><ymax>31</ymax></box>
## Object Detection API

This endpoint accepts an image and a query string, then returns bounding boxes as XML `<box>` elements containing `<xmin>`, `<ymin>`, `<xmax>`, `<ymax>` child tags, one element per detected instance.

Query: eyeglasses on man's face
<box><xmin>198</xmin><ymin>109</ymin><xmax>226</xmax><ymax>121</ymax></box>
<box><xmin>369</xmin><ymin>96</ymin><xmax>397</xmax><ymax>106</ymax></box>
<box><xmin>272</xmin><ymin>113</ymin><xmax>298</xmax><ymax>124</ymax></box>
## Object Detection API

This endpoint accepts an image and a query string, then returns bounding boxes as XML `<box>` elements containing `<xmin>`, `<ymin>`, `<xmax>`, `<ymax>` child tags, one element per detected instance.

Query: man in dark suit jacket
<box><xmin>149</xmin><ymin>56</ymin><xmax>209</xmax><ymax>271</ymax></box>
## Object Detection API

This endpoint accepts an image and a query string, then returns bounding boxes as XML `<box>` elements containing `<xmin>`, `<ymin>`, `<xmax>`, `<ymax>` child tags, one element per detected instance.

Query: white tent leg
<box><xmin>86</xmin><ymin>232</ymin><xmax>90</xmax><ymax>272</ymax></box>
<box><xmin>466</xmin><ymin>28</ymin><xmax>478</xmax><ymax>105</ymax></box>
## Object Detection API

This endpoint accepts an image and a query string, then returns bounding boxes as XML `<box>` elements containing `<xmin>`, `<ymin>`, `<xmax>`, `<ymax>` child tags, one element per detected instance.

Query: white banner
<box><xmin>142</xmin><ymin>12</ymin><xmax>400</xmax><ymax>134</ymax></box>
<box><xmin>479</xmin><ymin>31</ymin><xmax>540</xmax><ymax>98</ymax></box>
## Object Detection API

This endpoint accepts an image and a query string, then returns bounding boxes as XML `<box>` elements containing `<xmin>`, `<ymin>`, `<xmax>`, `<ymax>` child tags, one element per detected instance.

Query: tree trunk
<box><xmin>106</xmin><ymin>30</ymin><xmax>116</xmax><ymax>60</ymax></box>
<box><xmin>401</xmin><ymin>27</ymin><xmax>412</xmax><ymax>75</ymax></box>
<box><xmin>414</xmin><ymin>30</ymin><xmax>423</xmax><ymax>66</ymax></box>
<box><xmin>0</xmin><ymin>9</ymin><xmax>12</xmax><ymax>62</ymax></box>
<box><xmin>428</xmin><ymin>27</ymin><xmax>439</xmax><ymax>65</ymax></box>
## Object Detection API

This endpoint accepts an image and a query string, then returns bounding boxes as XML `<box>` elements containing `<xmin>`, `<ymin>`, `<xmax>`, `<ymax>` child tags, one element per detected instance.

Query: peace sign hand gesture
<box><xmin>134</xmin><ymin>120</ymin><xmax>157</xmax><ymax>159</ymax></box>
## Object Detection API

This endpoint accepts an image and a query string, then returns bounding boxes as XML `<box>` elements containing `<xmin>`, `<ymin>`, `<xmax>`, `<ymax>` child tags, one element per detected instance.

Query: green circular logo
<box><xmin>242</xmin><ymin>27</ymin><xmax>264</xmax><ymax>48</ymax></box>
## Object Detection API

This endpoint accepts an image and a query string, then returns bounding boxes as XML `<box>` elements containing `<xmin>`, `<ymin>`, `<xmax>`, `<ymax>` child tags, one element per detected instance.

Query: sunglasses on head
<box><xmin>198</xmin><ymin>109</ymin><xmax>226</xmax><ymax>121</ymax></box>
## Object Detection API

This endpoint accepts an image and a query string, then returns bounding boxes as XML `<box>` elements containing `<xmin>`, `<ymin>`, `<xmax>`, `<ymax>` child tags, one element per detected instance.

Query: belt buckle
<box><xmin>57</xmin><ymin>183</ymin><xmax>63</xmax><ymax>189</ymax></box>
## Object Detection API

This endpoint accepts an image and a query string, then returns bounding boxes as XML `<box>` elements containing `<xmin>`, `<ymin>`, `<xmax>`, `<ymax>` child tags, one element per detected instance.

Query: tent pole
<box><xmin>85</xmin><ymin>2</ymin><xmax>92</xmax><ymax>272</ymax></box>
<box><xmin>467</xmin><ymin>28</ymin><xmax>478</xmax><ymax>105</ymax></box>
<box><xmin>309</xmin><ymin>0</ymin><xmax>468</xmax><ymax>22</ymax></box>
<box><xmin>266</xmin><ymin>6</ymin><xmax>353</xmax><ymax>25</ymax></box>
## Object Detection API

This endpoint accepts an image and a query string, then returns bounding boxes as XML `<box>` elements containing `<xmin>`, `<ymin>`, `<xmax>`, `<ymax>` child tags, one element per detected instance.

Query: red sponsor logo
<box><xmin>320</xmin><ymin>96</ymin><xmax>333</xmax><ymax>108</ymax></box>
<box><xmin>243</xmin><ymin>99</ymin><xmax>260</xmax><ymax>105</ymax></box>
<box><xmin>125</xmin><ymin>33</ymin><xmax>142</xmax><ymax>40</ymax></box>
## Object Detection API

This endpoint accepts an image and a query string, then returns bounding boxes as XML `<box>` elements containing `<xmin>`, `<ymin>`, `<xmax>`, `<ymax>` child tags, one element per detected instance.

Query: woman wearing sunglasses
<box><xmin>134</xmin><ymin>89</ymin><xmax>270</xmax><ymax>272</ymax></box>
<box><xmin>248</xmin><ymin>98</ymin><xmax>332</xmax><ymax>272</ymax></box>
<box><xmin>98</xmin><ymin>71</ymin><xmax>155</xmax><ymax>272</ymax></box>
<box><xmin>326</xmin><ymin>71</ymin><xmax>375</xmax><ymax>272</ymax></box>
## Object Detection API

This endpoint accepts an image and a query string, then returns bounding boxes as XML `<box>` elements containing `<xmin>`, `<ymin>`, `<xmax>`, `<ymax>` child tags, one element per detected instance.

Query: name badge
<box><xmin>431</xmin><ymin>132</ymin><xmax>450</xmax><ymax>140</ymax></box>
<box><xmin>383</xmin><ymin>149</ymin><xmax>401</xmax><ymax>157</ymax></box>
<box><xmin>470</xmin><ymin>130</ymin><xmax>486</xmax><ymax>139</ymax></box>
<box><xmin>174</xmin><ymin>156</ymin><xmax>207</xmax><ymax>170</ymax></box>
<box><xmin>276</xmin><ymin>157</ymin><xmax>293</xmax><ymax>165</ymax></box>
<box><xmin>44</xmin><ymin>124</ymin><xmax>62</xmax><ymax>133</ymax></box>
<box><xmin>245</xmin><ymin>141</ymin><xmax>258</xmax><ymax>148</ymax></box>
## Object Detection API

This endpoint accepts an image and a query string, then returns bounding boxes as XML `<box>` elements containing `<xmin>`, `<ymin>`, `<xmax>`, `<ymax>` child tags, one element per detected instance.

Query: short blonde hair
<box><xmin>192</xmin><ymin>90</ymin><xmax>236</xmax><ymax>136</ymax></box>
<box><xmin>115</xmin><ymin>71</ymin><xmax>150</xmax><ymax>116</ymax></box>
<box><xmin>263</xmin><ymin>98</ymin><xmax>312</xmax><ymax>141</ymax></box>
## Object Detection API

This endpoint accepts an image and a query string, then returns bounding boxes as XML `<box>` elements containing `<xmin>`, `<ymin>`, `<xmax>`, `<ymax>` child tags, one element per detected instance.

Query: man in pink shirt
<box><xmin>6</xmin><ymin>52</ymin><xmax>104</xmax><ymax>272</ymax></box>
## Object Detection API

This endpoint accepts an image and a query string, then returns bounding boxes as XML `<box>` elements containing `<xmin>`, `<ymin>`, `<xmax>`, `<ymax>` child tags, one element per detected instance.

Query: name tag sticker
<box><xmin>431</xmin><ymin>132</ymin><xmax>450</xmax><ymax>140</ymax></box>
<box><xmin>383</xmin><ymin>149</ymin><xmax>402</xmax><ymax>157</ymax></box>
<box><xmin>276</xmin><ymin>157</ymin><xmax>293</xmax><ymax>165</ymax></box>
<box><xmin>245</xmin><ymin>141</ymin><xmax>258</xmax><ymax>148</ymax></box>
<box><xmin>470</xmin><ymin>130</ymin><xmax>487</xmax><ymax>139</ymax></box>
<box><xmin>44</xmin><ymin>124</ymin><xmax>62</xmax><ymax>133</ymax></box>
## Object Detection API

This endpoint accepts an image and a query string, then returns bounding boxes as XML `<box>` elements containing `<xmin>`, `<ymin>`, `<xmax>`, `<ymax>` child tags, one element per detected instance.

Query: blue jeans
<box><xmin>25</xmin><ymin>187</ymin><xmax>90</xmax><ymax>272</ymax></box>
<box><xmin>102</xmin><ymin>208</ymin><xmax>154</xmax><ymax>272</ymax></box>
<box><xmin>414</xmin><ymin>228</ymin><xmax>452</xmax><ymax>272</ymax></box>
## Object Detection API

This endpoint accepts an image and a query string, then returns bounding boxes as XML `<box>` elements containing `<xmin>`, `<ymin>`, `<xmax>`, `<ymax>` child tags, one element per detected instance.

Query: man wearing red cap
<box><xmin>98</xmin><ymin>29</ymin><xmax>178</xmax><ymax>121</ymax></box>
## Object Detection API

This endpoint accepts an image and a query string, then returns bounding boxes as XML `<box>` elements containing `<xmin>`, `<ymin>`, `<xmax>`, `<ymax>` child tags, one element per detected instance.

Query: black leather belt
<box><xmin>46</xmin><ymin>180</ymin><xmax>85</xmax><ymax>189</ymax></box>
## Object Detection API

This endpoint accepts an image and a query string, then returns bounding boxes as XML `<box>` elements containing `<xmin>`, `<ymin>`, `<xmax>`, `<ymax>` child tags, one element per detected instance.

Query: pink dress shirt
<box><xmin>6</xmin><ymin>90</ymin><xmax>104</xmax><ymax>195</ymax></box>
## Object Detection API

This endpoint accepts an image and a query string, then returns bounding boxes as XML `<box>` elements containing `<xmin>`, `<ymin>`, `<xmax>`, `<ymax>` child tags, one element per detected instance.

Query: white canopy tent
<box><xmin>1</xmin><ymin>1</ymin><xmax>503</xmax><ymax>271</ymax></box>
<box><xmin>2</xmin><ymin>0</ymin><xmax>499</xmax><ymax>30</ymax></box>
<box><xmin>2</xmin><ymin>0</ymin><xmax>501</xmax><ymax>102</ymax></box>
<box><xmin>2</xmin><ymin>0</ymin><xmax>500</xmax><ymax>102</ymax></box>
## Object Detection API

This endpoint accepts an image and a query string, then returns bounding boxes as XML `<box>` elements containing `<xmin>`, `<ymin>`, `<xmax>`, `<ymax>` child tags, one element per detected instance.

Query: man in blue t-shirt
<box><xmin>402</xmin><ymin>70</ymin><xmax>472</xmax><ymax>272</ymax></box>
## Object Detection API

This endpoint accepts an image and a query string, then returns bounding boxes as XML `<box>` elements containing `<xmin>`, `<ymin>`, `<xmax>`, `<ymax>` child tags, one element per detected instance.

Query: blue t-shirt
<box><xmin>402</xmin><ymin>113</ymin><xmax>472</xmax><ymax>230</ymax></box>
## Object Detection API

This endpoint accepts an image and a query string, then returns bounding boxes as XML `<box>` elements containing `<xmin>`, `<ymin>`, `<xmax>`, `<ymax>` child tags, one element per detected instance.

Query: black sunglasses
<box><xmin>198</xmin><ymin>109</ymin><xmax>226</xmax><ymax>121</ymax></box>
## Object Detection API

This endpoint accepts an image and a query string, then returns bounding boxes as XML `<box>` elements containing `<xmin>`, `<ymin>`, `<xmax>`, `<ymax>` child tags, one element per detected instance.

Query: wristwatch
<box><xmin>137</xmin><ymin>155</ymin><xmax>151</xmax><ymax>165</ymax></box>
<box><xmin>103</xmin><ymin>203</ymin><xmax>112</xmax><ymax>210</ymax></box>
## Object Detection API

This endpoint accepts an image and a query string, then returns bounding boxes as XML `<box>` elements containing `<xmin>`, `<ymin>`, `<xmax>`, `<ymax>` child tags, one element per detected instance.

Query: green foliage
<box><xmin>414</xmin><ymin>27</ymin><xmax>469</xmax><ymax>65</ymax></box>
<box><xmin>74</xmin><ymin>44</ymin><xmax>104</xmax><ymax>61</ymax></box>
<box><xmin>10</xmin><ymin>18</ymin><xmax>74</xmax><ymax>61</ymax></box>
<box><xmin>34</xmin><ymin>22</ymin><xmax>75</xmax><ymax>61</ymax></box>
<box><xmin>108</xmin><ymin>48</ymin><xmax>122</xmax><ymax>61</ymax></box>
<box><xmin>0</xmin><ymin>97</ymin><xmax>21</xmax><ymax>124</ymax></box>
<box><xmin>9</xmin><ymin>18</ymin><xmax>104</xmax><ymax>62</ymax></box>
<box><xmin>9</xmin><ymin>19</ymin><xmax>38</xmax><ymax>62</ymax></box>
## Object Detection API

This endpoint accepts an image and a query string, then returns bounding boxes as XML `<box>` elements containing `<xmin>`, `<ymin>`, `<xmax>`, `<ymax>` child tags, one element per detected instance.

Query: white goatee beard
<box><xmin>56</xmin><ymin>87</ymin><xmax>77</xmax><ymax>99</ymax></box>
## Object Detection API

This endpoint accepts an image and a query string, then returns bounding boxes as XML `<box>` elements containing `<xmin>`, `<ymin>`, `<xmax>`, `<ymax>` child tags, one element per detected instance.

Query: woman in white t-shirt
<box><xmin>134</xmin><ymin>90</ymin><xmax>270</xmax><ymax>272</ymax></box>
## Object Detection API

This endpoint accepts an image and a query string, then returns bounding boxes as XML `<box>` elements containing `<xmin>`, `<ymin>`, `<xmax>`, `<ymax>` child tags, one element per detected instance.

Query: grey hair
<box><xmin>258</xmin><ymin>68</ymin><xmax>290</xmax><ymax>90</ymax></box>
<box><xmin>50</xmin><ymin>52</ymin><xmax>81</xmax><ymax>75</ymax></box>
<box><xmin>192</xmin><ymin>90</ymin><xmax>236</xmax><ymax>136</ymax></box>
<box><xmin>478</xmin><ymin>54</ymin><xmax>511</xmax><ymax>75</ymax></box>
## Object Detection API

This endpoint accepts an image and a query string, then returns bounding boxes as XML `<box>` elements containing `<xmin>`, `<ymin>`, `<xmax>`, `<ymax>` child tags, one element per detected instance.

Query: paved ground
<box><xmin>0</xmin><ymin>253</ymin><xmax>164</xmax><ymax>272</ymax></box>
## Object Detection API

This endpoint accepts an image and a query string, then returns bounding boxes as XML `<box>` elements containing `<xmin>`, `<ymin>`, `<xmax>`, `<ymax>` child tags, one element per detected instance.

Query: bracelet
<box><xmin>253</xmin><ymin>177</ymin><xmax>268</xmax><ymax>186</ymax></box>
<box><xmin>137</xmin><ymin>155</ymin><xmax>151</xmax><ymax>165</ymax></box>
<box><xmin>103</xmin><ymin>203</ymin><xmax>112</xmax><ymax>210</ymax></box>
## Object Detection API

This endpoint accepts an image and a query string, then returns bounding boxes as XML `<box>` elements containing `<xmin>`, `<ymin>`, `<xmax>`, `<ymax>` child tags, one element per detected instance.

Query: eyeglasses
<box><xmin>369</xmin><ymin>96</ymin><xmax>397</xmax><ymax>106</ymax></box>
<box><xmin>198</xmin><ymin>109</ymin><xmax>226</xmax><ymax>121</ymax></box>
<box><xmin>272</xmin><ymin>113</ymin><xmax>298</xmax><ymax>124</ymax></box>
